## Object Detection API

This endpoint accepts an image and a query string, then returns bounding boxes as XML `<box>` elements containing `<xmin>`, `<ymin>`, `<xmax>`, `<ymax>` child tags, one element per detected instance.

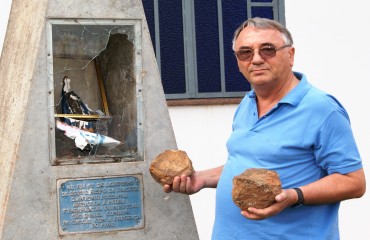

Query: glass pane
<box><xmin>49</xmin><ymin>20</ymin><xmax>142</xmax><ymax>164</ymax></box>
<box><xmin>251</xmin><ymin>6</ymin><xmax>274</xmax><ymax>19</ymax></box>
<box><xmin>194</xmin><ymin>0</ymin><xmax>221</xmax><ymax>93</ymax></box>
<box><xmin>222</xmin><ymin>0</ymin><xmax>251</xmax><ymax>92</ymax></box>
<box><xmin>158</xmin><ymin>0</ymin><xmax>186</xmax><ymax>94</ymax></box>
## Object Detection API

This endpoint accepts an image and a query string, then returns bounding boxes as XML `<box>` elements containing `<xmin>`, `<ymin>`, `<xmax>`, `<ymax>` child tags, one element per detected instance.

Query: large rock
<box><xmin>150</xmin><ymin>150</ymin><xmax>194</xmax><ymax>185</ymax></box>
<box><xmin>232</xmin><ymin>168</ymin><xmax>281</xmax><ymax>210</ymax></box>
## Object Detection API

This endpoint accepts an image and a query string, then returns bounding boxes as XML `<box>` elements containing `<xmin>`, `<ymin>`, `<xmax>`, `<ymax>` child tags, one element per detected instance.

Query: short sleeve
<box><xmin>314</xmin><ymin>110</ymin><xmax>362</xmax><ymax>174</ymax></box>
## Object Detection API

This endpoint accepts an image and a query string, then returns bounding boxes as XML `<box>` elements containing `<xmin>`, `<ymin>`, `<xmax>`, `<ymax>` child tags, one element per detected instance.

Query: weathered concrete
<box><xmin>0</xmin><ymin>0</ymin><xmax>49</xmax><ymax>236</ymax></box>
<box><xmin>0</xmin><ymin>0</ymin><xmax>199</xmax><ymax>239</ymax></box>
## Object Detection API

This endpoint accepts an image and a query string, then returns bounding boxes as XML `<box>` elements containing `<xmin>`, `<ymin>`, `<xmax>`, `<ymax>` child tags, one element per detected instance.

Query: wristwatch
<box><xmin>291</xmin><ymin>187</ymin><xmax>304</xmax><ymax>208</ymax></box>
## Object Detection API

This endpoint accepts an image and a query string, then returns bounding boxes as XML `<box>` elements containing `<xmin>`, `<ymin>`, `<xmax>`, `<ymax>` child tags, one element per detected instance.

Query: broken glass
<box><xmin>47</xmin><ymin>19</ymin><xmax>143</xmax><ymax>165</ymax></box>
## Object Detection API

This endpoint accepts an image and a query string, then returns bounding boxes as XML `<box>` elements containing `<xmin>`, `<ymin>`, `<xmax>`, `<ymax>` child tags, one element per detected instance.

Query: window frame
<box><xmin>147</xmin><ymin>0</ymin><xmax>286</xmax><ymax>100</ymax></box>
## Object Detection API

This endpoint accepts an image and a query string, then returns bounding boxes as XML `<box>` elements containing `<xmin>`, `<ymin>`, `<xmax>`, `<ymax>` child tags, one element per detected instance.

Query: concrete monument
<box><xmin>0</xmin><ymin>0</ymin><xmax>199</xmax><ymax>239</ymax></box>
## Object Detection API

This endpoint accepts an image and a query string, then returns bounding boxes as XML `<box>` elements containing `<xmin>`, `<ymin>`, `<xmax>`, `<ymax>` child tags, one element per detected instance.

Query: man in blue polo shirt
<box><xmin>163</xmin><ymin>17</ymin><xmax>366</xmax><ymax>240</ymax></box>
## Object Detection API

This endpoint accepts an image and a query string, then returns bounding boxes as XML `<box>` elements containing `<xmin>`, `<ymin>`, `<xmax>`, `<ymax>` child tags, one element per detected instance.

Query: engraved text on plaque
<box><xmin>57</xmin><ymin>175</ymin><xmax>144</xmax><ymax>234</ymax></box>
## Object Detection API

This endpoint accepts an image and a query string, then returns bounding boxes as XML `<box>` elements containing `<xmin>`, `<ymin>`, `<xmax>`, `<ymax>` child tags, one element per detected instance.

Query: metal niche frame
<box><xmin>46</xmin><ymin>18</ymin><xmax>143</xmax><ymax>165</ymax></box>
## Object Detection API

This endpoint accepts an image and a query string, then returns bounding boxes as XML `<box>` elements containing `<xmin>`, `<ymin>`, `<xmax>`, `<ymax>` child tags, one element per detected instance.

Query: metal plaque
<box><xmin>57</xmin><ymin>175</ymin><xmax>144</xmax><ymax>235</ymax></box>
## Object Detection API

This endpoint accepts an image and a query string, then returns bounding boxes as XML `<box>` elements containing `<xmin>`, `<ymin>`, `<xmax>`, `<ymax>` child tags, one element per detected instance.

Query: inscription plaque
<box><xmin>57</xmin><ymin>175</ymin><xmax>144</xmax><ymax>235</ymax></box>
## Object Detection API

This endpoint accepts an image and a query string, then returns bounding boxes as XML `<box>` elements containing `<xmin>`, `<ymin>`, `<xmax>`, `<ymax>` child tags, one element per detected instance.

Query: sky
<box><xmin>0</xmin><ymin>0</ymin><xmax>12</xmax><ymax>56</ymax></box>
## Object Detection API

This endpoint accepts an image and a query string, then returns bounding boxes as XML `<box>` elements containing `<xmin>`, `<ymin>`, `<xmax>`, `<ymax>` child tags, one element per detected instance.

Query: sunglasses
<box><xmin>234</xmin><ymin>44</ymin><xmax>291</xmax><ymax>61</ymax></box>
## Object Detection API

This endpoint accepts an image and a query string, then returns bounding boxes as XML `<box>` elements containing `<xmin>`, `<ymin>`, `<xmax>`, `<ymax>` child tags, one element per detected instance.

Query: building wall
<box><xmin>1</xmin><ymin>0</ymin><xmax>369</xmax><ymax>239</ymax></box>
<box><xmin>168</xmin><ymin>105</ymin><xmax>235</xmax><ymax>239</ymax></box>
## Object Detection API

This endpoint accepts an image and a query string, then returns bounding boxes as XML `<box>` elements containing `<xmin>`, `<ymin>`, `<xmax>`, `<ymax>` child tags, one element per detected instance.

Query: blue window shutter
<box><xmin>251</xmin><ymin>0</ymin><xmax>273</xmax><ymax>2</ymax></box>
<box><xmin>194</xmin><ymin>0</ymin><xmax>221</xmax><ymax>93</ymax></box>
<box><xmin>222</xmin><ymin>0</ymin><xmax>251</xmax><ymax>92</ymax></box>
<box><xmin>251</xmin><ymin>6</ymin><xmax>274</xmax><ymax>19</ymax></box>
<box><xmin>158</xmin><ymin>1</ymin><xmax>186</xmax><ymax>94</ymax></box>
<box><xmin>142</xmin><ymin>0</ymin><xmax>156</xmax><ymax>52</ymax></box>
<box><xmin>142</xmin><ymin>0</ymin><xmax>284</xmax><ymax>99</ymax></box>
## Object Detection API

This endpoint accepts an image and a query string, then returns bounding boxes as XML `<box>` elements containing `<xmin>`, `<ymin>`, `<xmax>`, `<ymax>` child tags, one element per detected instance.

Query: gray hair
<box><xmin>232</xmin><ymin>17</ymin><xmax>293</xmax><ymax>50</ymax></box>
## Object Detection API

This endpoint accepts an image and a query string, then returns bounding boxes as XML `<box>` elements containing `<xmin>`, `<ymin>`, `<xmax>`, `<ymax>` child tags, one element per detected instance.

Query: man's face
<box><xmin>233</xmin><ymin>27</ymin><xmax>294</xmax><ymax>89</ymax></box>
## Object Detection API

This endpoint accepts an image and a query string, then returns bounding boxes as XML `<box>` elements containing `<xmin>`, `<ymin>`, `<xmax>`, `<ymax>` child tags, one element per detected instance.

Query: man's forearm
<box><xmin>196</xmin><ymin>165</ymin><xmax>224</xmax><ymax>188</ymax></box>
<box><xmin>300</xmin><ymin>168</ymin><xmax>366</xmax><ymax>205</ymax></box>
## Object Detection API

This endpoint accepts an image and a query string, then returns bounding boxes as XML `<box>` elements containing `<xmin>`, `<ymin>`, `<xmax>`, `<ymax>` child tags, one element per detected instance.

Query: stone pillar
<box><xmin>0</xmin><ymin>0</ymin><xmax>49</xmax><ymax>236</ymax></box>
<box><xmin>0</xmin><ymin>0</ymin><xmax>199</xmax><ymax>239</ymax></box>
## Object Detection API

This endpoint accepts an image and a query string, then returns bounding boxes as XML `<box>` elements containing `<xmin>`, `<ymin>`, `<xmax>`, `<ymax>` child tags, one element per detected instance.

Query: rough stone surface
<box><xmin>232</xmin><ymin>168</ymin><xmax>281</xmax><ymax>210</ymax></box>
<box><xmin>150</xmin><ymin>150</ymin><xmax>194</xmax><ymax>185</ymax></box>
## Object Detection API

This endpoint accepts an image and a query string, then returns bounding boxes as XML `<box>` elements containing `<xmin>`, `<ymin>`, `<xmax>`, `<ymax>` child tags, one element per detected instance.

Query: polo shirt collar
<box><xmin>247</xmin><ymin>72</ymin><xmax>311</xmax><ymax>107</ymax></box>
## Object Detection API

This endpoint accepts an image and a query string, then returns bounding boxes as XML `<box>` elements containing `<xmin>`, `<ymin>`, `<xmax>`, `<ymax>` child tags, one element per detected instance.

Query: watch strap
<box><xmin>291</xmin><ymin>187</ymin><xmax>304</xmax><ymax>208</ymax></box>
